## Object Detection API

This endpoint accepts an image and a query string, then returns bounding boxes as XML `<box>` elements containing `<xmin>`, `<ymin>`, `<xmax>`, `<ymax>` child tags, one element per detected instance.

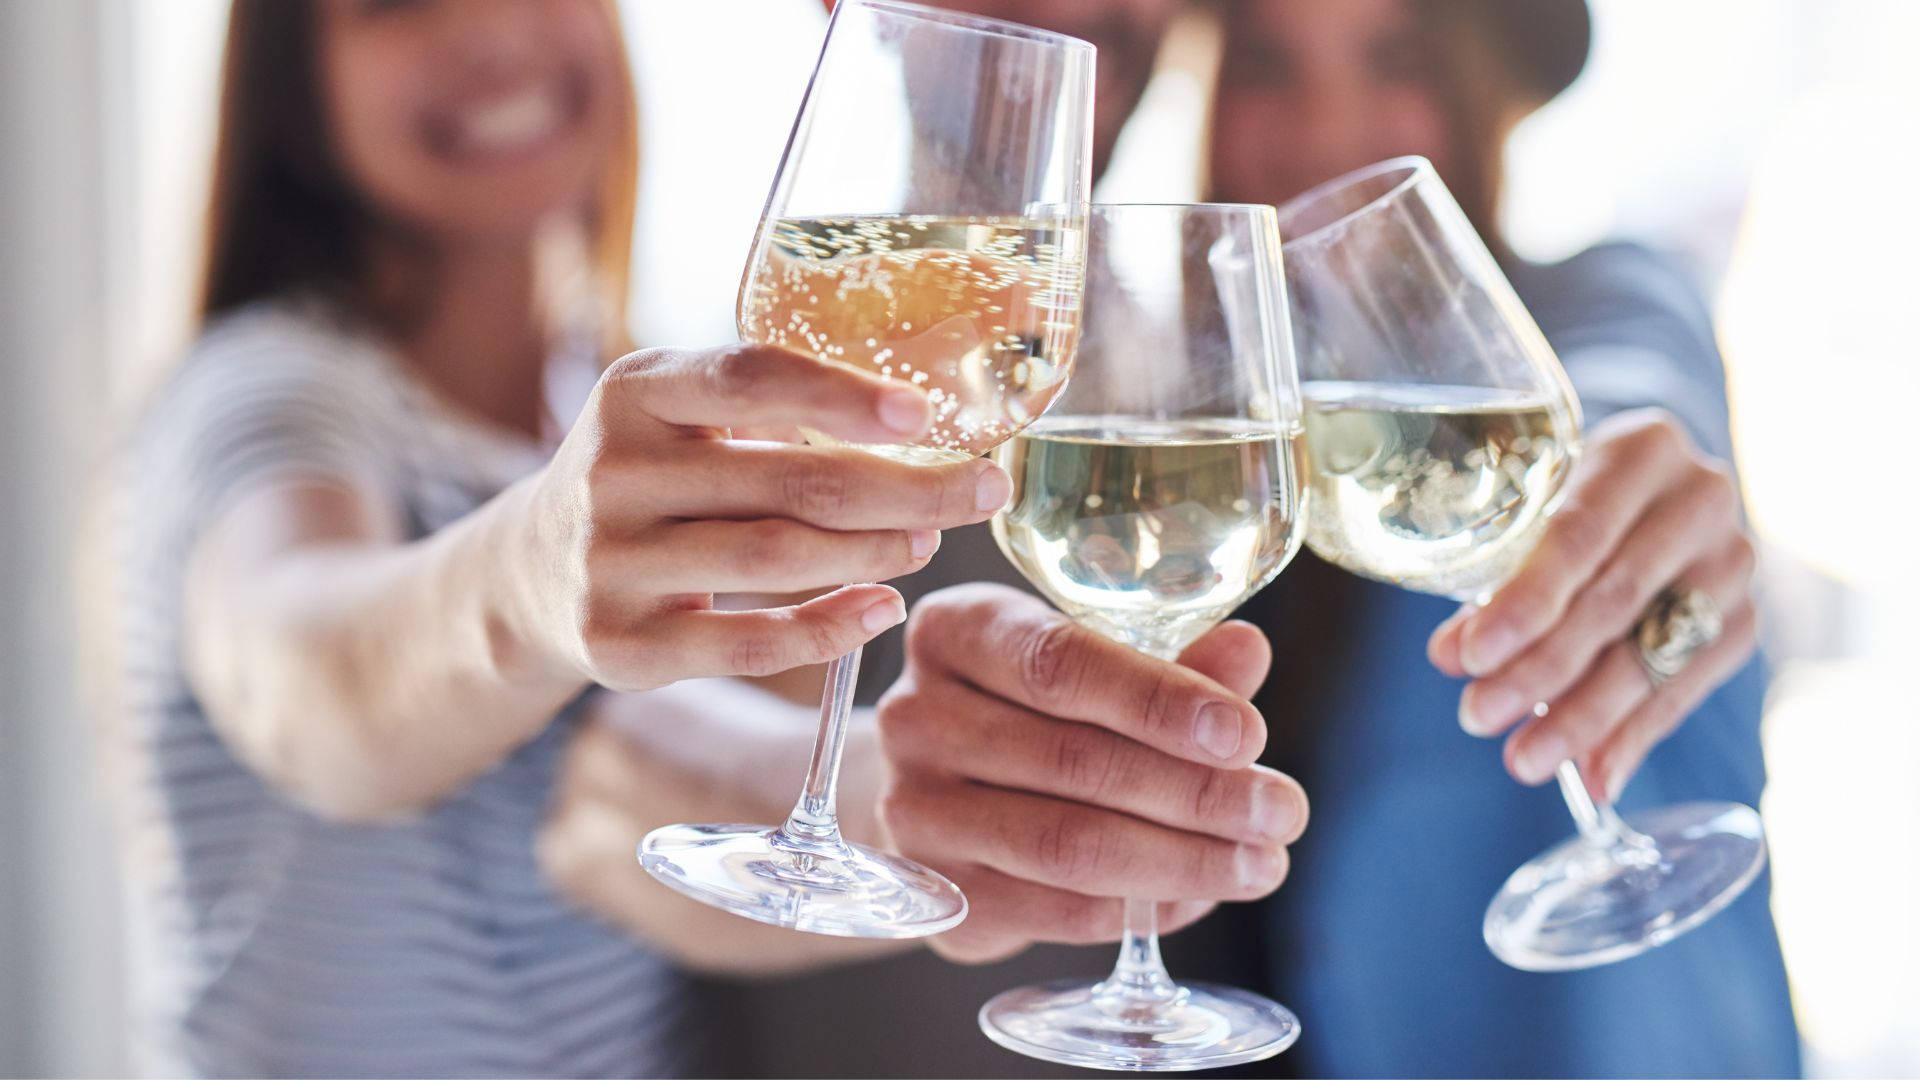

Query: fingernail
<box><xmin>878</xmin><ymin>387</ymin><xmax>929</xmax><ymax>435</ymax></box>
<box><xmin>1249</xmin><ymin>780</ymin><xmax>1293</xmax><ymax>841</ymax></box>
<box><xmin>1235</xmin><ymin>843</ymin><xmax>1283</xmax><ymax>891</ymax></box>
<box><xmin>908</xmin><ymin>529</ymin><xmax>940</xmax><ymax>559</ymax></box>
<box><xmin>1195</xmin><ymin>702</ymin><xmax>1243</xmax><ymax>761</ymax></box>
<box><xmin>861</xmin><ymin>596</ymin><xmax>907</xmax><ymax>633</ymax></box>
<box><xmin>1461</xmin><ymin>621</ymin><xmax>1521</xmax><ymax>677</ymax></box>
<box><xmin>974</xmin><ymin>465</ymin><xmax>1012</xmax><ymax>513</ymax></box>
<box><xmin>1460</xmin><ymin>684</ymin><xmax>1520</xmax><ymax>736</ymax></box>
<box><xmin>1514</xmin><ymin>731</ymin><xmax>1568</xmax><ymax>785</ymax></box>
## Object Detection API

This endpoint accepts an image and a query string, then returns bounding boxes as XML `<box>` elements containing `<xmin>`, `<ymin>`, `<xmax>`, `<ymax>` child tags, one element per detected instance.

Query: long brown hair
<box><xmin>197</xmin><ymin>0</ymin><xmax>639</xmax><ymax>337</ymax></box>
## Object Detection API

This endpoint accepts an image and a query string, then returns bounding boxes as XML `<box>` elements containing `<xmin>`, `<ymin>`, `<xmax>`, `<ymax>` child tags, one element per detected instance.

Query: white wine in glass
<box><xmin>979</xmin><ymin>203</ymin><xmax>1308</xmax><ymax>1072</ymax></box>
<box><xmin>1277</xmin><ymin>156</ymin><xmax>1767</xmax><ymax>973</ymax></box>
<box><xmin>639</xmin><ymin>0</ymin><xmax>1094</xmax><ymax>941</ymax></box>
<box><xmin>996</xmin><ymin>419</ymin><xmax>1303</xmax><ymax>654</ymax></box>
<box><xmin>1302</xmin><ymin>381</ymin><xmax>1576</xmax><ymax>601</ymax></box>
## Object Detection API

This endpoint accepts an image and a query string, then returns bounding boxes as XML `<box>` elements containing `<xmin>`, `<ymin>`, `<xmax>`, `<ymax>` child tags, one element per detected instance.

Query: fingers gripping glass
<box><xmin>1275</xmin><ymin>157</ymin><xmax>1767</xmax><ymax>972</ymax></box>
<box><xmin>981</xmin><ymin>204</ymin><xmax>1307</xmax><ymax>1071</ymax></box>
<box><xmin>638</xmin><ymin>0</ymin><xmax>1094</xmax><ymax>939</ymax></box>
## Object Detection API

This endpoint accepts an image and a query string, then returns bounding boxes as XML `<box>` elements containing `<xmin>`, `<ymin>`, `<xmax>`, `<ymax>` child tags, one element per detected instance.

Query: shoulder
<box><xmin>129</xmin><ymin>298</ymin><xmax>409</xmax><ymax>500</ymax></box>
<box><xmin>142</xmin><ymin>298</ymin><xmax>410</xmax><ymax>453</ymax></box>
<box><xmin>174</xmin><ymin>298</ymin><xmax>394</xmax><ymax>398</ymax></box>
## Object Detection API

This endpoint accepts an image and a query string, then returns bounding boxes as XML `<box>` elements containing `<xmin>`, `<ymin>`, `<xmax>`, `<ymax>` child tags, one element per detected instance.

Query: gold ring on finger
<box><xmin>1631</xmin><ymin>585</ymin><xmax>1722</xmax><ymax>689</ymax></box>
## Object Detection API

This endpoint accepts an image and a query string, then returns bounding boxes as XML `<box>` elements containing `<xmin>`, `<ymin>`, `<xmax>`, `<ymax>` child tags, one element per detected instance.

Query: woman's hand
<box><xmin>875</xmin><ymin>584</ymin><xmax>1309</xmax><ymax>964</ymax></box>
<box><xmin>1428</xmin><ymin>409</ymin><xmax>1759</xmax><ymax>801</ymax></box>
<box><xmin>504</xmin><ymin>344</ymin><xmax>1013</xmax><ymax>692</ymax></box>
<box><xmin>182</xmin><ymin>341</ymin><xmax>1008</xmax><ymax>823</ymax></box>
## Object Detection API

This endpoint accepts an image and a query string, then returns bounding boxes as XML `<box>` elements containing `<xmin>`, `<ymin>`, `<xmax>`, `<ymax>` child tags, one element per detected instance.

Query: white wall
<box><xmin>0</xmin><ymin>2</ymin><xmax>129</xmax><ymax>1075</ymax></box>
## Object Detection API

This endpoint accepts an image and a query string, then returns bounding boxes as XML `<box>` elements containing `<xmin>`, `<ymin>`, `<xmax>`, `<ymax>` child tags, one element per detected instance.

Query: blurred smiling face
<box><xmin>1210</xmin><ymin>0</ymin><xmax>1450</xmax><ymax>206</ymax></box>
<box><xmin>316</xmin><ymin>0</ymin><xmax>622</xmax><ymax>240</ymax></box>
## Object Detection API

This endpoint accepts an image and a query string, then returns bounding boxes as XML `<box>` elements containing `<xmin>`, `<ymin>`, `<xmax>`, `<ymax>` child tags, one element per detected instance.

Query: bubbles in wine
<box><xmin>741</xmin><ymin>216</ymin><xmax>1082</xmax><ymax>463</ymax></box>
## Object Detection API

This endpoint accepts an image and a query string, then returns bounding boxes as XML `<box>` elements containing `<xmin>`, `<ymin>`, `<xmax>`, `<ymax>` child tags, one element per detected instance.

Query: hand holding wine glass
<box><xmin>1427</xmin><ymin>408</ymin><xmax>1760</xmax><ymax>799</ymax></box>
<box><xmin>874</xmin><ymin>584</ymin><xmax>1303</xmax><ymax>965</ymax></box>
<box><xmin>1277</xmin><ymin>156</ymin><xmax>1766</xmax><ymax>972</ymax></box>
<box><xmin>639</xmin><ymin>0</ymin><xmax>1094</xmax><ymax>940</ymax></box>
<box><xmin>975</xmin><ymin>202</ymin><xmax>1310</xmax><ymax>1072</ymax></box>
<box><xmin>513</xmin><ymin>343</ymin><xmax>1012</xmax><ymax>692</ymax></box>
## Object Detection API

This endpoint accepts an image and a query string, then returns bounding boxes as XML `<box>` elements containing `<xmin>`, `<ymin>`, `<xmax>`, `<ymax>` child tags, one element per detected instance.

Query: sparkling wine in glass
<box><xmin>638</xmin><ymin>0</ymin><xmax>1093</xmax><ymax>940</ymax></box>
<box><xmin>741</xmin><ymin>214</ymin><xmax>1083</xmax><ymax>464</ymax></box>
<box><xmin>1277</xmin><ymin>156</ymin><xmax>1767</xmax><ymax>972</ymax></box>
<box><xmin>981</xmin><ymin>203</ymin><xmax>1308</xmax><ymax>1071</ymax></box>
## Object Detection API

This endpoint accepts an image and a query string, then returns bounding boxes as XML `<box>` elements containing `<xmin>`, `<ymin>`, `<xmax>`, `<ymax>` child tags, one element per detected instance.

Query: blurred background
<box><xmin>2</xmin><ymin>0</ymin><xmax>1914</xmax><ymax>1074</ymax></box>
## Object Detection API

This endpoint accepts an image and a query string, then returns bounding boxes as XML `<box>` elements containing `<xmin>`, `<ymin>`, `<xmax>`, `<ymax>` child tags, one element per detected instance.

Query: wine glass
<box><xmin>637</xmin><ymin>0</ymin><xmax>1094</xmax><ymax>939</ymax></box>
<box><xmin>980</xmin><ymin>203</ymin><xmax>1307</xmax><ymax>1071</ymax></box>
<box><xmin>1275</xmin><ymin>156</ymin><xmax>1768</xmax><ymax>971</ymax></box>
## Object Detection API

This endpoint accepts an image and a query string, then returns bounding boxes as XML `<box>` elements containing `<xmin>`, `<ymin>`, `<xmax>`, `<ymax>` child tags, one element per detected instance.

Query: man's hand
<box><xmin>876</xmin><ymin>584</ymin><xmax>1308</xmax><ymax>964</ymax></box>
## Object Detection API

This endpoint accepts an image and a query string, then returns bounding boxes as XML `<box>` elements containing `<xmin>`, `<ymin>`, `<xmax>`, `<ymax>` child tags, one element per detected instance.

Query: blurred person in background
<box><xmin>588</xmin><ymin>0</ymin><xmax>1793</xmax><ymax>1075</ymax></box>
<box><xmin>1199</xmin><ymin>2</ymin><xmax>1796</xmax><ymax>1074</ymax></box>
<box><xmin>108</xmin><ymin>0</ymin><xmax>1316</xmax><ymax>1074</ymax></box>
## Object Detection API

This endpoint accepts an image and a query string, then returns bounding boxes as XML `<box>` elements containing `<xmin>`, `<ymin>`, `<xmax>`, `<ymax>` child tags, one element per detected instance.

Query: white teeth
<box><xmin>457</xmin><ymin>87</ymin><xmax>560</xmax><ymax>152</ymax></box>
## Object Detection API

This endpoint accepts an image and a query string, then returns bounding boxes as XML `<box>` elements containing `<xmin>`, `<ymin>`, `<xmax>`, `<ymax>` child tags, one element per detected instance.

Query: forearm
<box><xmin>539</xmin><ymin>679</ymin><xmax>904</xmax><ymax>975</ymax></box>
<box><xmin>1563</xmin><ymin>344</ymin><xmax>1733</xmax><ymax>459</ymax></box>
<box><xmin>1523</xmin><ymin>243</ymin><xmax>1736</xmax><ymax>458</ymax></box>
<box><xmin>185</xmin><ymin>475</ymin><xmax>585</xmax><ymax>821</ymax></box>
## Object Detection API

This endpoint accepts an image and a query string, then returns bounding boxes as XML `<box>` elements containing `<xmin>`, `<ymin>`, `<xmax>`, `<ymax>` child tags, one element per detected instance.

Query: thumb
<box><xmin>1177</xmin><ymin>620</ymin><xmax>1271</xmax><ymax>700</ymax></box>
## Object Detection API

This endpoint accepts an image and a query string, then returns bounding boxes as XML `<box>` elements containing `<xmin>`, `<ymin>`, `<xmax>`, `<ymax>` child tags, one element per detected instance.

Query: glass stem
<box><xmin>1094</xmin><ymin>899</ymin><xmax>1183</xmax><ymax>1010</ymax></box>
<box><xmin>780</xmin><ymin>646</ymin><xmax>862</xmax><ymax>851</ymax></box>
<box><xmin>1090</xmin><ymin>643</ymin><xmax>1187</xmax><ymax>1011</ymax></box>
<box><xmin>1555</xmin><ymin>759</ymin><xmax>1633</xmax><ymax>848</ymax></box>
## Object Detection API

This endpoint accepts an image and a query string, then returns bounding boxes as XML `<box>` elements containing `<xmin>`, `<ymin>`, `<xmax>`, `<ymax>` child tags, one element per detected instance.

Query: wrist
<box><xmin>472</xmin><ymin>473</ymin><xmax>590</xmax><ymax>693</ymax></box>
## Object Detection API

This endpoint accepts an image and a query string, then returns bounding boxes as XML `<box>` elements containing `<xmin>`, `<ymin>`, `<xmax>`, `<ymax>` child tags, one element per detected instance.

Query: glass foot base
<box><xmin>638</xmin><ymin>822</ymin><xmax>966</xmax><ymax>939</ymax></box>
<box><xmin>978</xmin><ymin>977</ymin><xmax>1299</xmax><ymax>1072</ymax></box>
<box><xmin>1484</xmin><ymin>800</ymin><xmax>1767</xmax><ymax>971</ymax></box>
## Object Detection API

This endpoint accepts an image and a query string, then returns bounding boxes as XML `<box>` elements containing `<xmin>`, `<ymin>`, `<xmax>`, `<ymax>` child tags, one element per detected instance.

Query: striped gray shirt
<box><xmin>113</xmin><ymin>301</ymin><xmax>696</xmax><ymax>1078</ymax></box>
